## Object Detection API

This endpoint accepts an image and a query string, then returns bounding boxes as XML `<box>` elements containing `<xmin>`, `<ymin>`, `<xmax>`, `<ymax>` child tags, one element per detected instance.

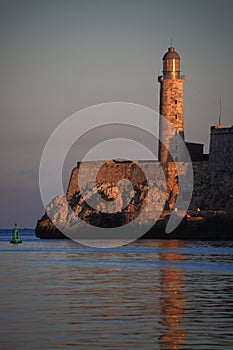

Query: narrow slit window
<box><xmin>175</xmin><ymin>100</ymin><xmax>178</xmax><ymax>104</ymax></box>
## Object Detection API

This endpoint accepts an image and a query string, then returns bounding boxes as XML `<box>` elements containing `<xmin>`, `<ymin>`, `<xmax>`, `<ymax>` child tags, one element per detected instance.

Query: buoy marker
<box><xmin>10</xmin><ymin>224</ymin><xmax>22</xmax><ymax>244</ymax></box>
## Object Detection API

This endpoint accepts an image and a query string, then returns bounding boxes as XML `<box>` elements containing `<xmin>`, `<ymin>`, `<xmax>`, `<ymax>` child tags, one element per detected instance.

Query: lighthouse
<box><xmin>158</xmin><ymin>46</ymin><xmax>185</xmax><ymax>163</ymax></box>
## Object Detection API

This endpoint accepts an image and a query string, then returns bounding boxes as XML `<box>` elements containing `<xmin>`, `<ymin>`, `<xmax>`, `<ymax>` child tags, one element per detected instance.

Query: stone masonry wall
<box><xmin>35</xmin><ymin>158</ymin><xmax>233</xmax><ymax>238</ymax></box>
<box><xmin>209</xmin><ymin>126</ymin><xmax>233</xmax><ymax>174</ymax></box>
<box><xmin>67</xmin><ymin>160</ymin><xmax>193</xmax><ymax>213</ymax></box>
<box><xmin>66</xmin><ymin>159</ymin><xmax>233</xmax><ymax>214</ymax></box>
<box><xmin>159</xmin><ymin>78</ymin><xmax>185</xmax><ymax>163</ymax></box>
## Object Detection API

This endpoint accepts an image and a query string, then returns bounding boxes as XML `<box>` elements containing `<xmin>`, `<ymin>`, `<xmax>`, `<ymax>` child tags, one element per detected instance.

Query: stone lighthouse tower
<box><xmin>158</xmin><ymin>47</ymin><xmax>185</xmax><ymax>163</ymax></box>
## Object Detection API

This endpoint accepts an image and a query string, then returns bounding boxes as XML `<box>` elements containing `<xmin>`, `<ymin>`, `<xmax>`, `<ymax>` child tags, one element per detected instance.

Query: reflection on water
<box><xmin>158</xmin><ymin>240</ymin><xmax>186</xmax><ymax>349</ymax></box>
<box><xmin>0</xmin><ymin>230</ymin><xmax>233</xmax><ymax>349</ymax></box>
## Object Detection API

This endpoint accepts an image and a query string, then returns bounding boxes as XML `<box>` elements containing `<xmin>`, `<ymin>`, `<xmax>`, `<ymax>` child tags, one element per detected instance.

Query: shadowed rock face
<box><xmin>35</xmin><ymin>159</ymin><xmax>233</xmax><ymax>239</ymax></box>
<box><xmin>36</xmin><ymin>160</ymin><xmax>166</xmax><ymax>238</ymax></box>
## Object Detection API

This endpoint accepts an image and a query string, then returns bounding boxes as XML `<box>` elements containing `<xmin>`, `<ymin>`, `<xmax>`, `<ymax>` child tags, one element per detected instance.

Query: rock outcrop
<box><xmin>35</xmin><ymin>159</ymin><xmax>233</xmax><ymax>239</ymax></box>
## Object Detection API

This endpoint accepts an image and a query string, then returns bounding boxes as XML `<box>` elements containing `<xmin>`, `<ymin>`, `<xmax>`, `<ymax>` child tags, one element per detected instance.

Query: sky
<box><xmin>1</xmin><ymin>0</ymin><xmax>233</xmax><ymax>228</ymax></box>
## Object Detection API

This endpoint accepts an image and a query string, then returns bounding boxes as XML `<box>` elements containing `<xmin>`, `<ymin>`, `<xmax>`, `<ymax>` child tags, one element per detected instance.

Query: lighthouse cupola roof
<box><xmin>162</xmin><ymin>47</ymin><xmax>180</xmax><ymax>60</ymax></box>
<box><xmin>161</xmin><ymin>46</ymin><xmax>183</xmax><ymax>79</ymax></box>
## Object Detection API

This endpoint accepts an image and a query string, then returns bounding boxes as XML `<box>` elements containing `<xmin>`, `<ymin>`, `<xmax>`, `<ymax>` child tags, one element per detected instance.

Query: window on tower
<box><xmin>175</xmin><ymin>100</ymin><xmax>178</xmax><ymax>104</ymax></box>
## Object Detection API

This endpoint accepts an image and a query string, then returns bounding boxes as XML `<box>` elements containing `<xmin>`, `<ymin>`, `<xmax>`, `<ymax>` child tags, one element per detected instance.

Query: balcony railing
<box><xmin>162</xmin><ymin>72</ymin><xmax>185</xmax><ymax>80</ymax></box>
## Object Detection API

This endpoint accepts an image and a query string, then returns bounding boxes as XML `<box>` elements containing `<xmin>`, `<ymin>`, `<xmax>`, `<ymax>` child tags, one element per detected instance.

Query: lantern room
<box><xmin>162</xmin><ymin>47</ymin><xmax>181</xmax><ymax>79</ymax></box>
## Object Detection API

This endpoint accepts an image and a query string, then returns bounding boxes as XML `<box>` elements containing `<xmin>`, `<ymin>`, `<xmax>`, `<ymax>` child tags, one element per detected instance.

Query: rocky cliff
<box><xmin>35</xmin><ymin>159</ymin><xmax>233</xmax><ymax>239</ymax></box>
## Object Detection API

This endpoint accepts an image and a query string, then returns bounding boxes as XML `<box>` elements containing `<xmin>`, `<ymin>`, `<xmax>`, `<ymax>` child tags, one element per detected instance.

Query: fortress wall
<box><xmin>209</xmin><ymin>126</ymin><xmax>233</xmax><ymax>173</ymax></box>
<box><xmin>36</xmin><ymin>155</ymin><xmax>233</xmax><ymax>239</ymax></box>
<box><xmin>35</xmin><ymin>158</ymin><xmax>232</xmax><ymax>239</ymax></box>
<box><xmin>191</xmin><ymin>160</ymin><xmax>233</xmax><ymax>211</ymax></box>
<box><xmin>66</xmin><ymin>160</ymin><xmax>192</xmax><ymax>213</ymax></box>
<box><xmin>66</xmin><ymin>159</ymin><xmax>233</xmax><ymax>213</ymax></box>
<box><xmin>207</xmin><ymin>170</ymin><xmax>233</xmax><ymax>211</ymax></box>
<box><xmin>191</xmin><ymin>162</ymin><xmax>210</xmax><ymax>209</ymax></box>
<box><xmin>66</xmin><ymin>161</ymin><xmax>165</xmax><ymax>208</ymax></box>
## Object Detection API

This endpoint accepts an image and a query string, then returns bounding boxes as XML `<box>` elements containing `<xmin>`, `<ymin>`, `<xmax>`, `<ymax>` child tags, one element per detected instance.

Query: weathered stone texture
<box><xmin>35</xmin><ymin>157</ymin><xmax>233</xmax><ymax>238</ymax></box>
<box><xmin>191</xmin><ymin>161</ymin><xmax>233</xmax><ymax>212</ymax></box>
<box><xmin>159</xmin><ymin>79</ymin><xmax>185</xmax><ymax>163</ymax></box>
<box><xmin>209</xmin><ymin>126</ymin><xmax>233</xmax><ymax>174</ymax></box>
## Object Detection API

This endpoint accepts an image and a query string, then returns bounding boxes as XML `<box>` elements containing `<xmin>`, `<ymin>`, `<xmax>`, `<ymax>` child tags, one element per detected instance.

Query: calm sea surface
<box><xmin>0</xmin><ymin>229</ymin><xmax>233</xmax><ymax>349</ymax></box>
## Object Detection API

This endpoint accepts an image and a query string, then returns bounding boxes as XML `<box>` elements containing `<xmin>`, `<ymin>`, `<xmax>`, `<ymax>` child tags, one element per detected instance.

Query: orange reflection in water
<box><xmin>157</xmin><ymin>240</ymin><xmax>186</xmax><ymax>349</ymax></box>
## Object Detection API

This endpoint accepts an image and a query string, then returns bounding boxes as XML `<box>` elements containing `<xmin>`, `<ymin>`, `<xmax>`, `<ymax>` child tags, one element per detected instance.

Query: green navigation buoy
<box><xmin>10</xmin><ymin>224</ymin><xmax>22</xmax><ymax>244</ymax></box>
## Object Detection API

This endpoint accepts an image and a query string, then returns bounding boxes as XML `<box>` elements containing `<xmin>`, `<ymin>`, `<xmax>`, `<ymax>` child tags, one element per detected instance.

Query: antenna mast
<box><xmin>218</xmin><ymin>97</ymin><xmax>222</xmax><ymax>126</ymax></box>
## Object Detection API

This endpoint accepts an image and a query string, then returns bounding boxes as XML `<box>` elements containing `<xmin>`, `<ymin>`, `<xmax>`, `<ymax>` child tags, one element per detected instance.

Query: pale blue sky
<box><xmin>1</xmin><ymin>0</ymin><xmax>233</xmax><ymax>228</ymax></box>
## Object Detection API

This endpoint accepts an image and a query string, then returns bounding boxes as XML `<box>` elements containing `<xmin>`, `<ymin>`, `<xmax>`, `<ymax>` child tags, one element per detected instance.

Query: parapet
<box><xmin>209</xmin><ymin>125</ymin><xmax>233</xmax><ymax>173</ymax></box>
<box><xmin>210</xmin><ymin>125</ymin><xmax>233</xmax><ymax>134</ymax></box>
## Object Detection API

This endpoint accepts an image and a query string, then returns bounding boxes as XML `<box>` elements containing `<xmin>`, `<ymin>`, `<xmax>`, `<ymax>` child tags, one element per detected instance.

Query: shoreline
<box><xmin>35</xmin><ymin>210</ymin><xmax>233</xmax><ymax>241</ymax></box>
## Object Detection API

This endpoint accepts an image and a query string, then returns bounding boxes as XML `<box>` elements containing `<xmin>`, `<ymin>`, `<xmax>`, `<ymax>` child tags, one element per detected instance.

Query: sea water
<box><xmin>0</xmin><ymin>229</ymin><xmax>233</xmax><ymax>349</ymax></box>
